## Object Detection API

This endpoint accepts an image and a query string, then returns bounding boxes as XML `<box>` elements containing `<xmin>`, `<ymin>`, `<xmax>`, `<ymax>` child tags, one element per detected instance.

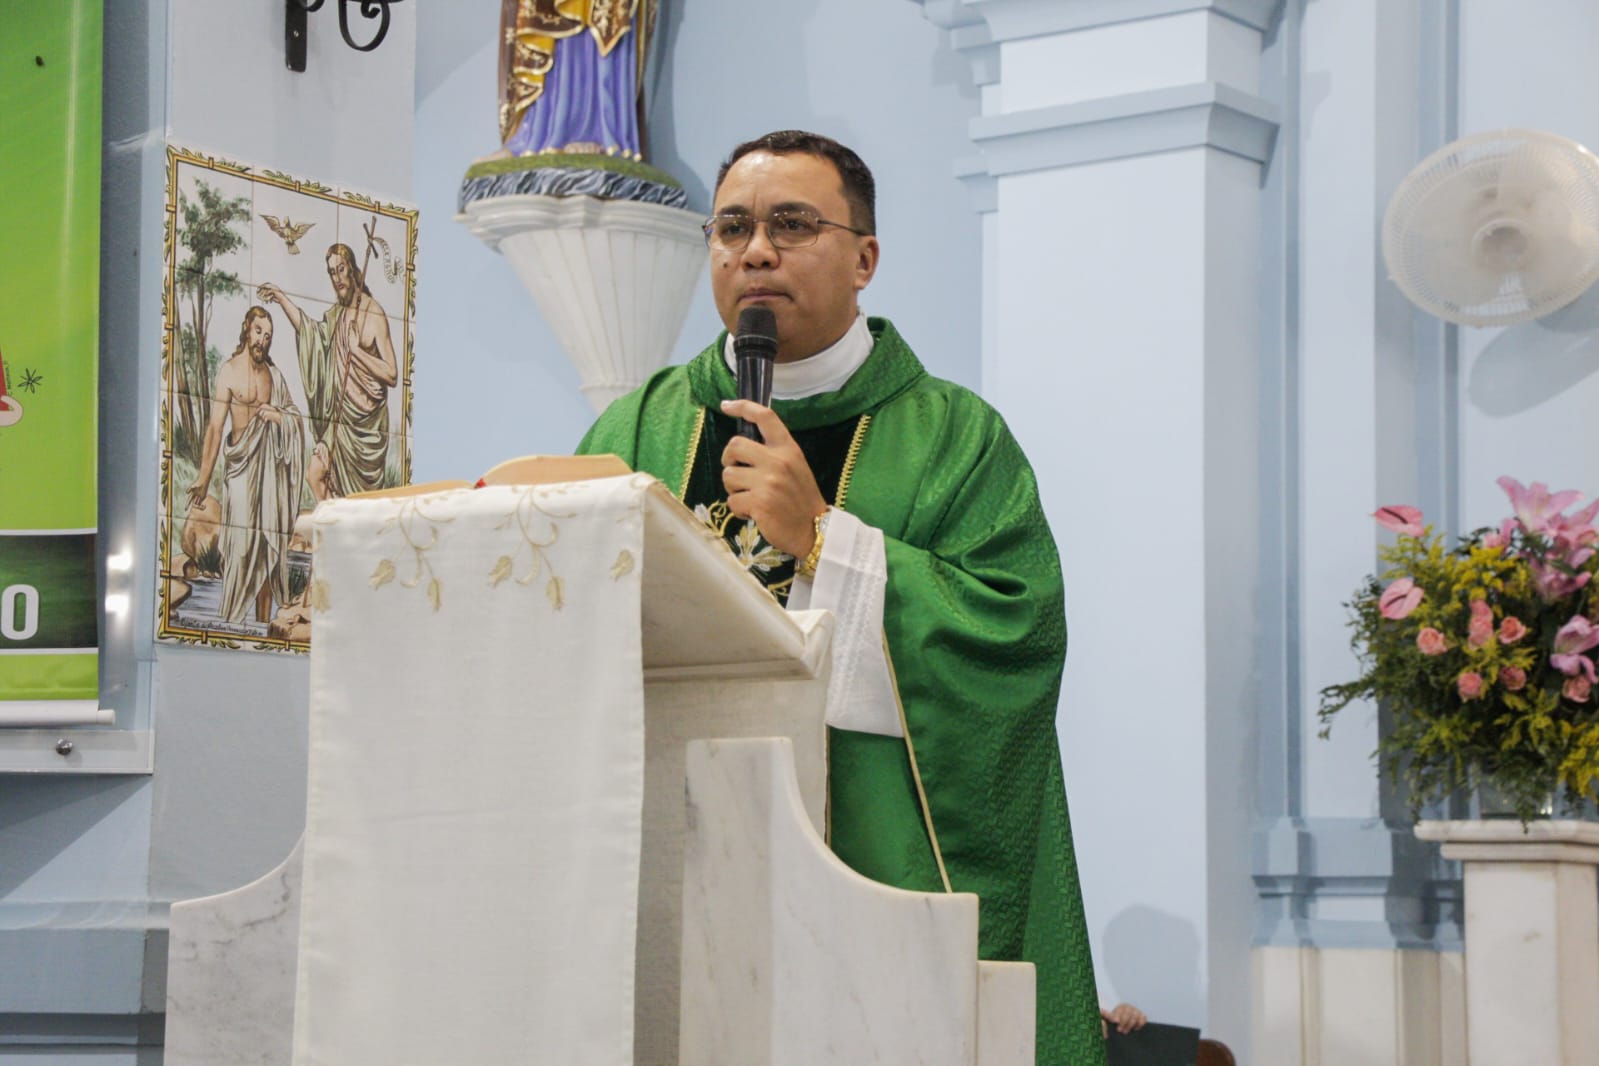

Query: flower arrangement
<box><xmin>1319</xmin><ymin>477</ymin><xmax>1599</xmax><ymax>822</ymax></box>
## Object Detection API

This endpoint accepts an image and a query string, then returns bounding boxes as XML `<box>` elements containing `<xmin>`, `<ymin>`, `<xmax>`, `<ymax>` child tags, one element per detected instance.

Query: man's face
<box><xmin>327</xmin><ymin>252</ymin><xmax>353</xmax><ymax>304</ymax></box>
<box><xmin>248</xmin><ymin>316</ymin><xmax>273</xmax><ymax>364</ymax></box>
<box><xmin>710</xmin><ymin>151</ymin><xmax>879</xmax><ymax>363</ymax></box>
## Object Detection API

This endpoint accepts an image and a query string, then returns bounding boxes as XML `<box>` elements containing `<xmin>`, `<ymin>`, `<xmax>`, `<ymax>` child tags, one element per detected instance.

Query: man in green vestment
<box><xmin>579</xmin><ymin>131</ymin><xmax>1105</xmax><ymax>1065</ymax></box>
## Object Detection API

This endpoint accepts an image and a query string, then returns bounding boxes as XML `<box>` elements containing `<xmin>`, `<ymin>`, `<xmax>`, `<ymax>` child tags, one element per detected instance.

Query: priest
<box><xmin>579</xmin><ymin>130</ymin><xmax>1105</xmax><ymax>1066</ymax></box>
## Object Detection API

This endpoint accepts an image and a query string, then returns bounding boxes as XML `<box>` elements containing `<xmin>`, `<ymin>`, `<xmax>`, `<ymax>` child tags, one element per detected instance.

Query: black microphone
<box><xmin>733</xmin><ymin>306</ymin><xmax>778</xmax><ymax>440</ymax></box>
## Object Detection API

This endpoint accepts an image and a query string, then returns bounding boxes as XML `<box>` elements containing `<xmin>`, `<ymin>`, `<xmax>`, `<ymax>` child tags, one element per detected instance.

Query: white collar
<box><xmin>722</xmin><ymin>312</ymin><xmax>872</xmax><ymax>400</ymax></box>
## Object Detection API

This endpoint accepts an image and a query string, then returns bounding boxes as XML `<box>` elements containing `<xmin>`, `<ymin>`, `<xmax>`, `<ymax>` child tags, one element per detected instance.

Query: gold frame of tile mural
<box><xmin>157</xmin><ymin>145</ymin><xmax>417</xmax><ymax>653</ymax></box>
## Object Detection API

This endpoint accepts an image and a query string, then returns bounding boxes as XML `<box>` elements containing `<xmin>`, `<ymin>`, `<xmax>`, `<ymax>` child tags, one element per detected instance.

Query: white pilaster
<box><xmin>919</xmin><ymin>1</ymin><xmax>1282</xmax><ymax>1053</ymax></box>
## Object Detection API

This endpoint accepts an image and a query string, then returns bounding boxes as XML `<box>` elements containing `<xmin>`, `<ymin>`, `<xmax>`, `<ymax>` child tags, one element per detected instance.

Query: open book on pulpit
<box><xmin>349</xmin><ymin>452</ymin><xmax>633</xmax><ymax>497</ymax></box>
<box><xmin>163</xmin><ymin>463</ymin><xmax>1036</xmax><ymax>1066</ymax></box>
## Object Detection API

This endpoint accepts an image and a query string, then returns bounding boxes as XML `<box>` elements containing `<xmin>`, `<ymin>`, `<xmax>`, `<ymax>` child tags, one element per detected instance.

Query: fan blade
<box><xmin>1518</xmin><ymin>212</ymin><xmax>1599</xmax><ymax>310</ymax></box>
<box><xmin>1417</xmin><ymin>252</ymin><xmax>1506</xmax><ymax>311</ymax></box>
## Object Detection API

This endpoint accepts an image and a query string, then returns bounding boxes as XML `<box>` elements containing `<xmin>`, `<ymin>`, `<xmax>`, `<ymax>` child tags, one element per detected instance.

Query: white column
<box><xmin>1416</xmin><ymin>820</ymin><xmax>1599</xmax><ymax>1066</ymax></box>
<box><xmin>922</xmin><ymin>0</ymin><xmax>1280</xmax><ymax>1052</ymax></box>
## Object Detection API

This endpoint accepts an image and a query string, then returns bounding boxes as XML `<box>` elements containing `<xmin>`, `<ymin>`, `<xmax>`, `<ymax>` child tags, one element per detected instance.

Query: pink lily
<box><xmin>1531</xmin><ymin>558</ymin><xmax>1593</xmax><ymax>601</ymax></box>
<box><xmin>1550</xmin><ymin>499</ymin><xmax>1599</xmax><ymax>553</ymax></box>
<box><xmin>1482</xmin><ymin>518</ymin><xmax>1517</xmax><ymax>551</ymax></box>
<box><xmin>1379</xmin><ymin>577</ymin><xmax>1423</xmax><ymax>620</ymax></box>
<box><xmin>1373</xmin><ymin>505</ymin><xmax>1424</xmax><ymax>537</ymax></box>
<box><xmin>1498</xmin><ymin>477</ymin><xmax>1584</xmax><ymax>536</ymax></box>
<box><xmin>1550</xmin><ymin>616</ymin><xmax>1599</xmax><ymax>682</ymax></box>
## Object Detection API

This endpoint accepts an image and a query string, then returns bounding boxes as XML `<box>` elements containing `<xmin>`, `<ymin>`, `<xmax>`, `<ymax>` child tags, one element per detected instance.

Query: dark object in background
<box><xmin>1105</xmin><ymin>1021</ymin><xmax>1201</xmax><ymax>1066</ymax></box>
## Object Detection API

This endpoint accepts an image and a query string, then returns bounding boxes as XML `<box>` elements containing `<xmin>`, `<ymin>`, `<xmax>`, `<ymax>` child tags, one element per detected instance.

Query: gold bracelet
<box><xmin>795</xmin><ymin>510</ymin><xmax>829</xmax><ymax>579</ymax></box>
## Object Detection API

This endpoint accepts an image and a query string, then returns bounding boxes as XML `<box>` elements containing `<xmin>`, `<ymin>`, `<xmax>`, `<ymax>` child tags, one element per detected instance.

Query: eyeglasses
<box><xmin>701</xmin><ymin>208</ymin><xmax>870</xmax><ymax>252</ymax></box>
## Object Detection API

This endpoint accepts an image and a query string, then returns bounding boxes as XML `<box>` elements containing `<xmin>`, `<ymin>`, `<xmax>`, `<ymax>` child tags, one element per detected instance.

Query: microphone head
<box><xmin>733</xmin><ymin>306</ymin><xmax>778</xmax><ymax>358</ymax></box>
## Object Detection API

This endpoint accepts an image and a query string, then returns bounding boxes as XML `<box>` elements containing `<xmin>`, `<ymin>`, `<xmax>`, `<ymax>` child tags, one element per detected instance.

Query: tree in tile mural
<box><xmin>159</xmin><ymin>146</ymin><xmax>417</xmax><ymax>652</ymax></box>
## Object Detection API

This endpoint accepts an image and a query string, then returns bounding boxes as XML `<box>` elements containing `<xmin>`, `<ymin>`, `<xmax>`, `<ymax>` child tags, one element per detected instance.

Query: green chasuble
<box><xmin>579</xmin><ymin>318</ymin><xmax>1105</xmax><ymax>1066</ymax></box>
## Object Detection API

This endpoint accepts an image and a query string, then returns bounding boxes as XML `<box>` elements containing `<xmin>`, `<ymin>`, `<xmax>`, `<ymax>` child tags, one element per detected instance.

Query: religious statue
<box><xmin>461</xmin><ymin>0</ymin><xmax>685</xmax><ymax>210</ymax></box>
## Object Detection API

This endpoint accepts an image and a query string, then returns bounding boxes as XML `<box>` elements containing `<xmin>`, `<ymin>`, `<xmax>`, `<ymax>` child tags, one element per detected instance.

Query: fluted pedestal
<box><xmin>458</xmin><ymin>194</ymin><xmax>706</xmax><ymax>411</ymax></box>
<box><xmin>1414</xmin><ymin>819</ymin><xmax>1599</xmax><ymax>1066</ymax></box>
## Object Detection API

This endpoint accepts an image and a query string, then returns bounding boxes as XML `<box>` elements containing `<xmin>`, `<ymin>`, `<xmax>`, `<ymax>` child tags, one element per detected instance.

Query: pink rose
<box><xmin>1457</xmin><ymin>671</ymin><xmax>1484</xmax><ymax>700</ymax></box>
<box><xmin>1467</xmin><ymin>600</ymin><xmax>1494</xmax><ymax>648</ymax></box>
<box><xmin>1374</xmin><ymin>505</ymin><xmax>1425</xmax><ymax>537</ymax></box>
<box><xmin>1498</xmin><ymin>616</ymin><xmax>1527</xmax><ymax>644</ymax></box>
<box><xmin>1500</xmin><ymin>665</ymin><xmax>1527</xmax><ymax>691</ymax></box>
<box><xmin>1379</xmin><ymin>577</ymin><xmax>1424</xmax><ymax>620</ymax></box>
<box><xmin>1565</xmin><ymin>676</ymin><xmax>1592</xmax><ymax>703</ymax></box>
<box><xmin>1417</xmin><ymin>627</ymin><xmax>1449</xmax><ymax>656</ymax></box>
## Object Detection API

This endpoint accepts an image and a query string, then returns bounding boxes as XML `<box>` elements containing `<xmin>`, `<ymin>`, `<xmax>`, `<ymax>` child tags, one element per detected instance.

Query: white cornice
<box><xmin>958</xmin><ymin>0</ymin><xmax>1284</xmax><ymax>40</ymax></box>
<box><xmin>968</xmin><ymin>81</ymin><xmax>1279</xmax><ymax>175</ymax></box>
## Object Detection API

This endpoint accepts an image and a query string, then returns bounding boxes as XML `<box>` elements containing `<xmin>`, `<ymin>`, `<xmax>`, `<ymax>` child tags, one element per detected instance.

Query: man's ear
<box><xmin>854</xmin><ymin>236</ymin><xmax>881</xmax><ymax>292</ymax></box>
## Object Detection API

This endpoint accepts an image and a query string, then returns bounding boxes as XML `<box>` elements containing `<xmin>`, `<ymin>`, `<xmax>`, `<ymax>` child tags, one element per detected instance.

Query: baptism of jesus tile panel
<box><xmin>159</xmin><ymin>144</ymin><xmax>417</xmax><ymax>654</ymax></box>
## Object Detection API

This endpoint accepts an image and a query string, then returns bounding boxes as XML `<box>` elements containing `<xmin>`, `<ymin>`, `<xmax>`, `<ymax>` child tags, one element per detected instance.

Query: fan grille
<box><xmin>1382</xmin><ymin>129</ymin><xmax>1599</xmax><ymax>326</ymax></box>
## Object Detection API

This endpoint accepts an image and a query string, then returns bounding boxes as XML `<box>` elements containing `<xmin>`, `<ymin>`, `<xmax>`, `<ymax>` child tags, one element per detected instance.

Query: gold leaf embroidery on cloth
<box><xmin>733</xmin><ymin>520</ymin><xmax>785</xmax><ymax>573</ymax></box>
<box><xmin>693</xmin><ymin>501</ymin><xmax>791</xmax><ymax>577</ymax></box>
<box><xmin>610</xmin><ymin>549</ymin><xmax>634</xmax><ymax>580</ymax></box>
<box><xmin>370</xmin><ymin>558</ymin><xmax>397</xmax><ymax>589</ymax></box>
<box><xmin>494</xmin><ymin>484</ymin><xmax>575</xmax><ymax>591</ymax></box>
<box><xmin>365</xmin><ymin>495</ymin><xmax>456</xmax><ymax>612</ymax></box>
<box><xmin>310</xmin><ymin>579</ymin><xmax>332</xmax><ymax>614</ymax></box>
<box><xmin>354</xmin><ymin>485</ymin><xmax>598</xmax><ymax>615</ymax></box>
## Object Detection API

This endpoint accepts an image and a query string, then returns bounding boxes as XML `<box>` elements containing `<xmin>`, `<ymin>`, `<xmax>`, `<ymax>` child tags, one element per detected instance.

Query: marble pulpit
<box><xmin>165</xmin><ymin>473</ymin><xmax>1034</xmax><ymax>1065</ymax></box>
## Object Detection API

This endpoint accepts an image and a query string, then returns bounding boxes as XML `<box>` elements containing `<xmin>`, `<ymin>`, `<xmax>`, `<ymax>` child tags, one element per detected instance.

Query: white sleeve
<box><xmin>785</xmin><ymin>509</ymin><xmax>903</xmax><ymax>737</ymax></box>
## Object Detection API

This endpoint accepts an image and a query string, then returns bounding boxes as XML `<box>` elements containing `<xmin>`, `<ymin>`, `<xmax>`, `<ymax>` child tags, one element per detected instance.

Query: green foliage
<box><xmin>175</xmin><ymin>178</ymin><xmax>251</xmax><ymax>443</ymax></box>
<box><xmin>1320</xmin><ymin>524</ymin><xmax>1599</xmax><ymax>823</ymax></box>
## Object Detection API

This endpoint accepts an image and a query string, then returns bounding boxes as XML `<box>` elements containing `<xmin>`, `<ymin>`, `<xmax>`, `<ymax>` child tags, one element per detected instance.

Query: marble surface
<box><xmin>1416</xmin><ymin>819</ymin><xmax>1599</xmax><ymax>1065</ymax></box>
<box><xmin>164</xmin><ymin>837</ymin><xmax>302</xmax><ymax>1066</ymax></box>
<box><xmin>633</xmin><ymin>613</ymin><xmax>834</xmax><ymax>1064</ymax></box>
<box><xmin>976</xmin><ymin>962</ymin><xmax>1036</xmax><ymax>1066</ymax></box>
<box><xmin>681</xmin><ymin>737</ymin><xmax>1017</xmax><ymax>1065</ymax></box>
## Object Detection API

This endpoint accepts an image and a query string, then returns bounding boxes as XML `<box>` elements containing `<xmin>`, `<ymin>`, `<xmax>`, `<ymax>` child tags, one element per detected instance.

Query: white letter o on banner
<box><xmin>1</xmin><ymin>584</ymin><xmax>39</xmax><ymax>641</ymax></box>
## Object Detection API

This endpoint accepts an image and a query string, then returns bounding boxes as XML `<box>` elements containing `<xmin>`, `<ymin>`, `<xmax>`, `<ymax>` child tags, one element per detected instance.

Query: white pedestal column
<box><xmin>458</xmin><ymin>195</ymin><xmax>706</xmax><ymax>412</ymax></box>
<box><xmin>1415</xmin><ymin>820</ymin><xmax>1599</xmax><ymax>1066</ymax></box>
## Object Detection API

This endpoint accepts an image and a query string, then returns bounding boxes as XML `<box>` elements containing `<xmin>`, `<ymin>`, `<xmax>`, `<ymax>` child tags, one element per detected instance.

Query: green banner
<box><xmin>0</xmin><ymin>2</ymin><xmax>103</xmax><ymax>701</ymax></box>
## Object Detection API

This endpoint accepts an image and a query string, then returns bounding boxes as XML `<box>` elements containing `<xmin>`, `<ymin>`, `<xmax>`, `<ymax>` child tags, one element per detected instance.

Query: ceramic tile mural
<box><xmin>158</xmin><ymin>146</ymin><xmax>417</xmax><ymax>652</ymax></box>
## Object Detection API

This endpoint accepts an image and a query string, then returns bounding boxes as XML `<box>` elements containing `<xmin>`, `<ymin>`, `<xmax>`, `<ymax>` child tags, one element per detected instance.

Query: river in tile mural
<box><xmin>158</xmin><ymin>146</ymin><xmax>417</xmax><ymax>652</ymax></box>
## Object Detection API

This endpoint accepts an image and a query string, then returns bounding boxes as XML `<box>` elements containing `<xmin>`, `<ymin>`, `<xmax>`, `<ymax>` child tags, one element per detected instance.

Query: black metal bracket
<box><xmin>285</xmin><ymin>0</ymin><xmax>401</xmax><ymax>74</ymax></box>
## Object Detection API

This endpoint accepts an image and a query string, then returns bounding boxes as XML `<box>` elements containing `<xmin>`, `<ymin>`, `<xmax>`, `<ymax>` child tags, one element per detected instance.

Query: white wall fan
<box><xmin>1382</xmin><ymin>129</ymin><xmax>1599</xmax><ymax>327</ymax></box>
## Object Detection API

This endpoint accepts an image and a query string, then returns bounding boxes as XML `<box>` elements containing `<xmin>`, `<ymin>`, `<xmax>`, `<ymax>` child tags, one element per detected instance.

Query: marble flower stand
<box><xmin>165</xmin><ymin>476</ymin><xmax>1033</xmax><ymax>1065</ymax></box>
<box><xmin>1414</xmin><ymin>819</ymin><xmax>1599</xmax><ymax>1066</ymax></box>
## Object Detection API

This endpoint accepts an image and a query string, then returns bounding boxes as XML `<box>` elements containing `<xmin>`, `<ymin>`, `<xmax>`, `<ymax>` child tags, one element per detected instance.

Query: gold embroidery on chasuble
<box><xmin>678</xmin><ymin>408</ymin><xmax>871</xmax><ymax>606</ymax></box>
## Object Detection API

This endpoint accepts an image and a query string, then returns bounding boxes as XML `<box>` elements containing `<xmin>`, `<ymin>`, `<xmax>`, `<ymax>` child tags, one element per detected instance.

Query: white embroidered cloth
<box><xmin>292</xmin><ymin>475</ymin><xmax>648</xmax><ymax>1066</ymax></box>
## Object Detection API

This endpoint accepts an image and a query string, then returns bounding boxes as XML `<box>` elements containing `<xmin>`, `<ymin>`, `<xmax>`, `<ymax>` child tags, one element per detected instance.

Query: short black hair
<box><xmin>714</xmin><ymin>130</ymin><xmax>876</xmax><ymax>235</ymax></box>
